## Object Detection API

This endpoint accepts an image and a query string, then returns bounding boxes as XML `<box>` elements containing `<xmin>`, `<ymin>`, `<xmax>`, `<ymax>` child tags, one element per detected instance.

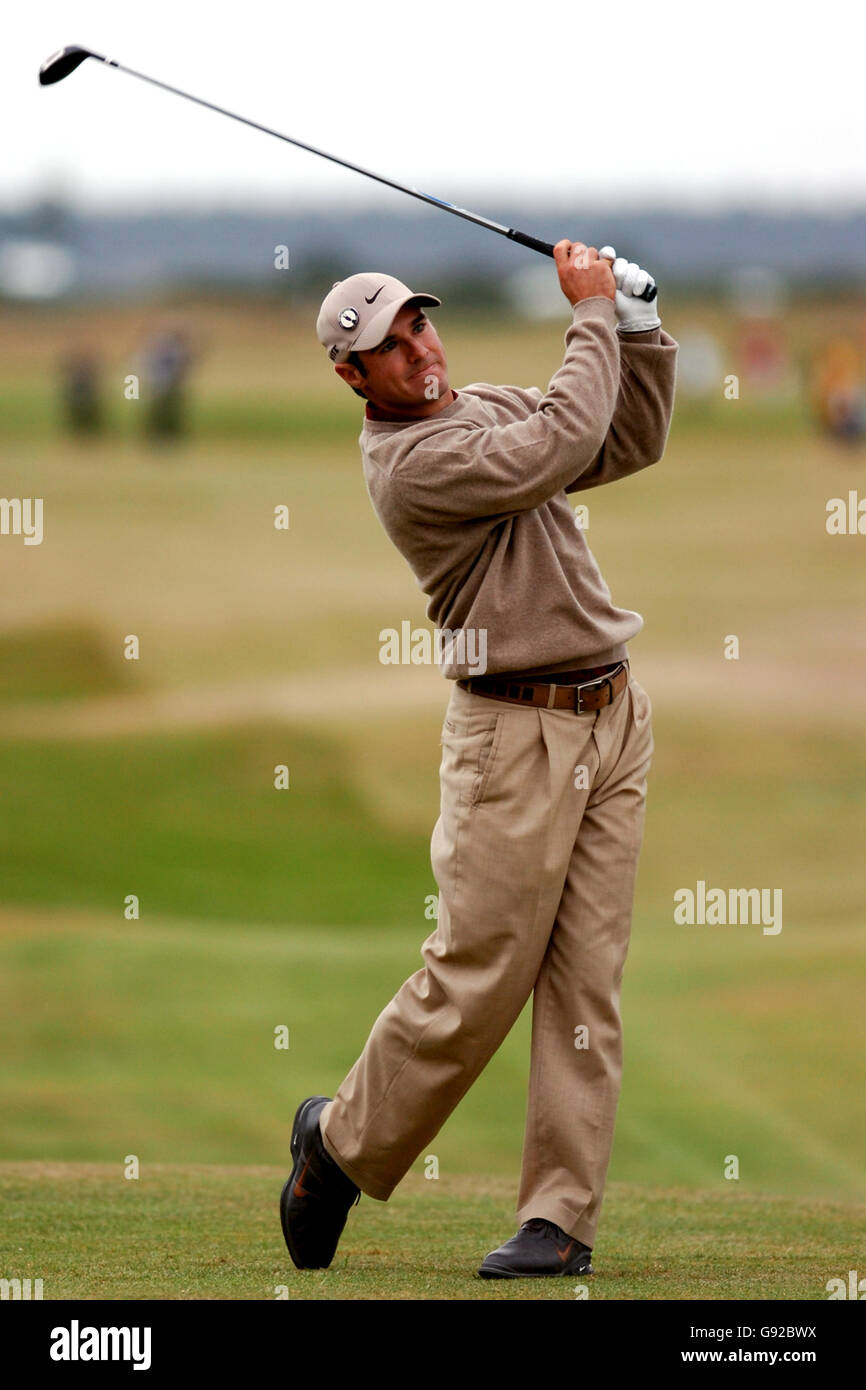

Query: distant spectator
<box><xmin>738</xmin><ymin>319</ymin><xmax>789</xmax><ymax>395</ymax></box>
<box><xmin>811</xmin><ymin>340</ymin><xmax>866</xmax><ymax>444</ymax></box>
<box><xmin>139</xmin><ymin>325</ymin><xmax>196</xmax><ymax>442</ymax></box>
<box><xmin>59</xmin><ymin>346</ymin><xmax>102</xmax><ymax>435</ymax></box>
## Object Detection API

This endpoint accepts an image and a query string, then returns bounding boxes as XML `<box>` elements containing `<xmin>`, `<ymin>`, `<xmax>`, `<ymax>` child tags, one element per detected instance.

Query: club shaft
<box><xmin>62</xmin><ymin>48</ymin><xmax>656</xmax><ymax>300</ymax></box>
<box><xmin>98</xmin><ymin>57</ymin><xmax>554</xmax><ymax>256</ymax></box>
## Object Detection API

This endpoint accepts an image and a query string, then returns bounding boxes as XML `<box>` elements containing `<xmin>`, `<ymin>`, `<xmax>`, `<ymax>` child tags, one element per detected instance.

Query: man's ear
<box><xmin>335</xmin><ymin>362</ymin><xmax>364</xmax><ymax>390</ymax></box>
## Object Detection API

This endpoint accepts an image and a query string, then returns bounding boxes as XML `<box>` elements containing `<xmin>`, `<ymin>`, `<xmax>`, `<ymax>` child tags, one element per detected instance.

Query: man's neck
<box><xmin>365</xmin><ymin>389</ymin><xmax>457</xmax><ymax>423</ymax></box>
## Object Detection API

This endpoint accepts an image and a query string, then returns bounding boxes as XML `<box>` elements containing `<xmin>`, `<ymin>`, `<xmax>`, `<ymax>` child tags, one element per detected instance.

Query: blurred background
<box><xmin>1</xmin><ymin>1</ymin><xmax>864</xmax><ymax>1222</ymax></box>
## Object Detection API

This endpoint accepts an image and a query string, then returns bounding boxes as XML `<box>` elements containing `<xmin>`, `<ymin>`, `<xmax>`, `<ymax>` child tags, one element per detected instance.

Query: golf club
<box><xmin>38</xmin><ymin>44</ymin><xmax>657</xmax><ymax>301</ymax></box>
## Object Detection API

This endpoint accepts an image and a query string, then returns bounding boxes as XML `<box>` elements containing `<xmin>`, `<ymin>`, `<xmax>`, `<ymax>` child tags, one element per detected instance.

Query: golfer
<box><xmin>281</xmin><ymin>242</ymin><xmax>678</xmax><ymax>1278</ymax></box>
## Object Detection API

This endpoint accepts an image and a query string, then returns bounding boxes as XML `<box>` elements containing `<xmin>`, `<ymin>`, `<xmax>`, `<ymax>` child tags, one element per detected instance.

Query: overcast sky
<box><xmin>5</xmin><ymin>0</ymin><xmax>864</xmax><ymax>212</ymax></box>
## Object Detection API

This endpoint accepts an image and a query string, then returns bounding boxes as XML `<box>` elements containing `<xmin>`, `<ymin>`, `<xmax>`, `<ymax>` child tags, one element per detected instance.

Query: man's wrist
<box><xmin>571</xmin><ymin>295</ymin><xmax>617</xmax><ymax>312</ymax></box>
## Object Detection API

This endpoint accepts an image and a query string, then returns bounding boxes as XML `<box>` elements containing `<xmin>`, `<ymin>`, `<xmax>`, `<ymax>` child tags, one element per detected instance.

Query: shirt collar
<box><xmin>365</xmin><ymin>389</ymin><xmax>460</xmax><ymax>423</ymax></box>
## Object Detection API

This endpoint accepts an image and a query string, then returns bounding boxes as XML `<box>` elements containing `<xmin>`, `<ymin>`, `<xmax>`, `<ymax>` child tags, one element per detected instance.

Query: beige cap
<box><xmin>316</xmin><ymin>272</ymin><xmax>441</xmax><ymax>363</ymax></box>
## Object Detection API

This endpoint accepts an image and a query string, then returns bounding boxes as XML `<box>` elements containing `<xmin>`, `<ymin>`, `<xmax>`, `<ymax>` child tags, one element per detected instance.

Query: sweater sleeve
<box><xmin>564</xmin><ymin>328</ymin><xmax>679</xmax><ymax>493</ymax></box>
<box><xmin>391</xmin><ymin>297</ymin><xmax>621</xmax><ymax>524</ymax></box>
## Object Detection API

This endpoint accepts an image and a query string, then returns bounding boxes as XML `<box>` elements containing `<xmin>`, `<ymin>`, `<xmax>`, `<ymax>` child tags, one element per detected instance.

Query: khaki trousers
<box><xmin>319</xmin><ymin>668</ymin><xmax>654</xmax><ymax>1248</ymax></box>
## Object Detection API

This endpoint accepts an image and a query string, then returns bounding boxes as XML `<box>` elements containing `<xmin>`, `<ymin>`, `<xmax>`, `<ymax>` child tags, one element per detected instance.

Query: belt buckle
<box><xmin>573</xmin><ymin>663</ymin><xmax>622</xmax><ymax>714</ymax></box>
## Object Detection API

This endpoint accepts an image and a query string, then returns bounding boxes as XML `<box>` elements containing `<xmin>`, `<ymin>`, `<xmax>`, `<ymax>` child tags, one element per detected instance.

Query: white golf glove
<box><xmin>599</xmin><ymin>247</ymin><xmax>661</xmax><ymax>332</ymax></box>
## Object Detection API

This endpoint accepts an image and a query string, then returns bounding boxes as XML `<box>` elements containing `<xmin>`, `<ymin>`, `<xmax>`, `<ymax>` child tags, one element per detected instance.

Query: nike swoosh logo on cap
<box><xmin>365</xmin><ymin>286</ymin><xmax>385</xmax><ymax>304</ymax></box>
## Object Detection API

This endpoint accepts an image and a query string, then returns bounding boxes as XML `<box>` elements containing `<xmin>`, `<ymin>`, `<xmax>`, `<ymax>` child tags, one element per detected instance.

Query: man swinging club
<box><xmin>281</xmin><ymin>239</ymin><xmax>678</xmax><ymax>1279</ymax></box>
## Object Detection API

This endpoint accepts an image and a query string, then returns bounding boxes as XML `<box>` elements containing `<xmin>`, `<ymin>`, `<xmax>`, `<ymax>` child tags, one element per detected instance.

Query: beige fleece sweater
<box><xmin>359</xmin><ymin>296</ymin><xmax>678</xmax><ymax>680</ymax></box>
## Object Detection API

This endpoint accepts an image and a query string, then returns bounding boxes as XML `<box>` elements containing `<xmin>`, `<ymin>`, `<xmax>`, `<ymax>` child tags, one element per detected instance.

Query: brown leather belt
<box><xmin>458</xmin><ymin>660</ymin><xmax>629</xmax><ymax>714</ymax></box>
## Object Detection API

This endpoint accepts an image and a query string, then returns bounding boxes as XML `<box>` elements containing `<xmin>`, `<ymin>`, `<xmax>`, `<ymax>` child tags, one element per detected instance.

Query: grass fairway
<box><xmin>2</xmin><ymin>906</ymin><xmax>863</xmax><ymax>1200</ymax></box>
<box><xmin>0</xmin><ymin>1163</ymin><xmax>859</xmax><ymax>1300</ymax></box>
<box><xmin>2</xmin><ymin>298</ymin><xmax>864</xmax><ymax>1301</ymax></box>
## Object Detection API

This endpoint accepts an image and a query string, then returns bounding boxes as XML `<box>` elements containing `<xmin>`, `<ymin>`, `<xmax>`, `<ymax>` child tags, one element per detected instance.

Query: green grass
<box><xmin>0</xmin><ymin>722</ymin><xmax>430</xmax><ymax>925</ymax></box>
<box><xmin>0</xmin><ymin>623</ymin><xmax>133</xmax><ymax>703</ymax></box>
<box><xmin>0</xmin><ymin>290</ymin><xmax>847</xmax><ymax>445</ymax></box>
<box><xmin>1</xmin><ymin>909</ymin><xmax>863</xmax><ymax>1204</ymax></box>
<box><xmin>0</xmin><ymin>420</ymin><xmax>861</xmax><ymax>693</ymax></box>
<box><xmin>0</xmin><ymin>1164</ymin><xmax>859</xmax><ymax>1299</ymax></box>
<box><xmin>0</xmin><ymin>377</ymin><xmax>822</xmax><ymax>442</ymax></box>
<box><xmin>2</xmin><ymin>298</ymin><xmax>864</xmax><ymax>1300</ymax></box>
<box><xmin>0</xmin><ymin>381</ymin><xmax>366</xmax><ymax>442</ymax></box>
<box><xmin>0</xmin><ymin>709</ymin><xmax>862</xmax><ymax>928</ymax></box>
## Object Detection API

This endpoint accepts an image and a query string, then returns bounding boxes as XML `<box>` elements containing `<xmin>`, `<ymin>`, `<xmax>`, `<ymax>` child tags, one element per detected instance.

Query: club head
<box><xmin>38</xmin><ymin>45</ymin><xmax>100</xmax><ymax>86</ymax></box>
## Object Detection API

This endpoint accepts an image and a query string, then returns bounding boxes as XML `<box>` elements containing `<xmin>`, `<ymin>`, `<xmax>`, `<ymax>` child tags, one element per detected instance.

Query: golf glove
<box><xmin>598</xmin><ymin>247</ymin><xmax>661</xmax><ymax>332</ymax></box>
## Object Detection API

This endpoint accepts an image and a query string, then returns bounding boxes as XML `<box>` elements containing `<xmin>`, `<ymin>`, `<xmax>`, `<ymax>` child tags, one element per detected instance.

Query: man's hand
<box><xmin>598</xmin><ymin>247</ymin><xmax>662</xmax><ymax>332</ymax></box>
<box><xmin>554</xmin><ymin>240</ymin><xmax>616</xmax><ymax>308</ymax></box>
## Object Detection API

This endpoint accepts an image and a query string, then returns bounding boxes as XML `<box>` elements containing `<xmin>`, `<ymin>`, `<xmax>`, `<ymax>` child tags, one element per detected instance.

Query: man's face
<box><xmin>335</xmin><ymin>303</ymin><xmax>450</xmax><ymax>417</ymax></box>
